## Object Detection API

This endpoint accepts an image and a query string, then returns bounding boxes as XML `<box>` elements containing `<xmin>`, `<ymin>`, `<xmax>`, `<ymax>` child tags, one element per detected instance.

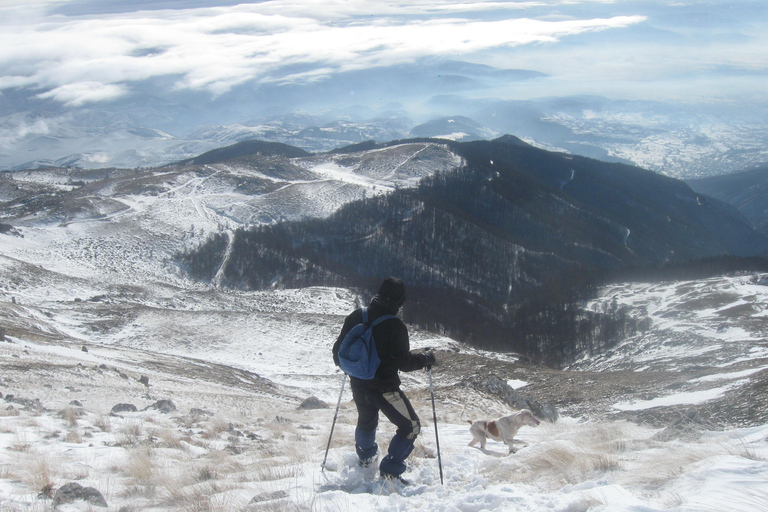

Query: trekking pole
<box><xmin>428</xmin><ymin>366</ymin><xmax>444</xmax><ymax>485</ymax></box>
<box><xmin>322</xmin><ymin>373</ymin><xmax>347</xmax><ymax>472</ymax></box>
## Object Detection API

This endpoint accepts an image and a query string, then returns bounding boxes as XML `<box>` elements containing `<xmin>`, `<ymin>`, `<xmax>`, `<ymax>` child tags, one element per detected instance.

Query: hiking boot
<box><xmin>380</xmin><ymin>471</ymin><xmax>410</xmax><ymax>485</ymax></box>
<box><xmin>358</xmin><ymin>456</ymin><xmax>377</xmax><ymax>468</ymax></box>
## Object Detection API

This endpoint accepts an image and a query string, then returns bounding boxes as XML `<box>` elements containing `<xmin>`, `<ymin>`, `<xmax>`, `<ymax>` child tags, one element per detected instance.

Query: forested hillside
<box><xmin>688</xmin><ymin>164</ymin><xmax>768</xmax><ymax>236</ymax></box>
<box><xmin>180</xmin><ymin>137</ymin><xmax>768</xmax><ymax>365</ymax></box>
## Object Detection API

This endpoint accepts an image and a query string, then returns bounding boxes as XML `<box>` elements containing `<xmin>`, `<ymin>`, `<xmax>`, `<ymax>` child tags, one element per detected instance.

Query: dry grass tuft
<box><xmin>197</xmin><ymin>467</ymin><xmax>218</xmax><ymax>482</ymax></box>
<box><xmin>722</xmin><ymin>439</ymin><xmax>766</xmax><ymax>461</ymax></box>
<box><xmin>627</xmin><ymin>446</ymin><xmax>711</xmax><ymax>489</ymax></box>
<box><xmin>21</xmin><ymin>451</ymin><xmax>58</xmax><ymax>493</ymax></box>
<box><xmin>125</xmin><ymin>446</ymin><xmax>154</xmax><ymax>486</ymax></box>
<box><xmin>245</xmin><ymin>500</ymin><xmax>311</xmax><ymax>512</ymax></box>
<box><xmin>263</xmin><ymin>416</ymin><xmax>299</xmax><ymax>440</ymax></box>
<box><xmin>203</xmin><ymin>417</ymin><xmax>233</xmax><ymax>439</ymax></box>
<box><xmin>660</xmin><ymin>491</ymin><xmax>685</xmax><ymax>509</ymax></box>
<box><xmin>154</xmin><ymin>427</ymin><xmax>185</xmax><ymax>449</ymax></box>
<box><xmin>116</xmin><ymin>419</ymin><xmax>144</xmax><ymax>446</ymax></box>
<box><xmin>253</xmin><ymin>463</ymin><xmax>302</xmax><ymax>482</ymax></box>
<box><xmin>490</xmin><ymin>423</ymin><xmax>628</xmax><ymax>490</ymax></box>
<box><xmin>160</xmin><ymin>480</ymin><xmax>238</xmax><ymax>512</ymax></box>
<box><xmin>0</xmin><ymin>407</ymin><xmax>21</xmax><ymax>418</ymax></box>
<box><xmin>64</xmin><ymin>428</ymin><xmax>83</xmax><ymax>444</ymax></box>
<box><xmin>61</xmin><ymin>406</ymin><xmax>83</xmax><ymax>427</ymax></box>
<box><xmin>9</xmin><ymin>430</ymin><xmax>32</xmax><ymax>452</ymax></box>
<box><xmin>96</xmin><ymin>414</ymin><xmax>112</xmax><ymax>433</ymax></box>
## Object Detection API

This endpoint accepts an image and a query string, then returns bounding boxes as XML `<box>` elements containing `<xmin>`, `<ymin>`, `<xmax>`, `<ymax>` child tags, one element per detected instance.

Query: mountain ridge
<box><xmin>688</xmin><ymin>164</ymin><xmax>768</xmax><ymax>236</ymax></box>
<box><xmin>177</xmin><ymin>136</ymin><xmax>768</xmax><ymax>362</ymax></box>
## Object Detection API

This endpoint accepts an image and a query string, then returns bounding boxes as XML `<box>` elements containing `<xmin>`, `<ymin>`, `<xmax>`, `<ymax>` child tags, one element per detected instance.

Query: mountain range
<box><xmin>4</xmin><ymin>91</ymin><xmax>768</xmax><ymax>180</ymax></box>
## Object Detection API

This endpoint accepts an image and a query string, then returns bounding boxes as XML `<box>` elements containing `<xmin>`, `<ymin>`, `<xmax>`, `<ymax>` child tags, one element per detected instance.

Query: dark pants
<box><xmin>351</xmin><ymin>383</ymin><xmax>421</xmax><ymax>477</ymax></box>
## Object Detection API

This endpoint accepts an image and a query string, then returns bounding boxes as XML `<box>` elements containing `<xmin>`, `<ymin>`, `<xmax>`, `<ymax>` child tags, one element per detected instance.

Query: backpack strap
<box><xmin>370</xmin><ymin>314</ymin><xmax>396</xmax><ymax>327</ymax></box>
<box><xmin>361</xmin><ymin>307</ymin><xmax>395</xmax><ymax>327</ymax></box>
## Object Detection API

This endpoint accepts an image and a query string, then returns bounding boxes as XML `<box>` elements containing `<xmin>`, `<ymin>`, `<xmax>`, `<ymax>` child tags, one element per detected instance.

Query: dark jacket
<box><xmin>332</xmin><ymin>295</ymin><xmax>430</xmax><ymax>391</ymax></box>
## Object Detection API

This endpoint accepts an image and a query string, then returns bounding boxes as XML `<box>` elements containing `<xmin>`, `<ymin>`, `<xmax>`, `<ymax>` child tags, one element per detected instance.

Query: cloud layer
<box><xmin>0</xmin><ymin>1</ymin><xmax>648</xmax><ymax>106</ymax></box>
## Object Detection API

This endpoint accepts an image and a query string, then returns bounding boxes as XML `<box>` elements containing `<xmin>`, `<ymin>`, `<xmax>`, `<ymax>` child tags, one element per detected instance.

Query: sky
<box><xmin>1</xmin><ymin>0</ymin><xmax>767</xmax><ymax>173</ymax></box>
<box><xmin>2</xmin><ymin>0</ymin><xmax>766</xmax><ymax>108</ymax></box>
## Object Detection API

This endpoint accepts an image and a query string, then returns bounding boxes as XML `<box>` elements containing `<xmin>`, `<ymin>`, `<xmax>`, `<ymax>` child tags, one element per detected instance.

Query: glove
<box><xmin>423</xmin><ymin>349</ymin><xmax>436</xmax><ymax>369</ymax></box>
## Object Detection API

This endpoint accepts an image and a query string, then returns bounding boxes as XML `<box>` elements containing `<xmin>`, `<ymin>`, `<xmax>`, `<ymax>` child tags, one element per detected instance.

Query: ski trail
<box><xmin>383</xmin><ymin>146</ymin><xmax>428</xmax><ymax>180</ymax></box>
<box><xmin>213</xmin><ymin>230</ymin><xmax>234</xmax><ymax>288</ymax></box>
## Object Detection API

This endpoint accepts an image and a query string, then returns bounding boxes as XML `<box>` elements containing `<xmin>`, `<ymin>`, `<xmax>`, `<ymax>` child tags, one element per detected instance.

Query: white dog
<box><xmin>468</xmin><ymin>409</ymin><xmax>540</xmax><ymax>454</ymax></box>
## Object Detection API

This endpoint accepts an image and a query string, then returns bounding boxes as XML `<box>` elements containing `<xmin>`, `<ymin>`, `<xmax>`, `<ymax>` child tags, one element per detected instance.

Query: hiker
<box><xmin>332</xmin><ymin>277</ymin><xmax>436</xmax><ymax>482</ymax></box>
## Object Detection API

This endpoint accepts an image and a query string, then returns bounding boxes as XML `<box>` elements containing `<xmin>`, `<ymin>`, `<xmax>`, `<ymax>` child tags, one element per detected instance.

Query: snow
<box><xmin>613</xmin><ymin>383</ymin><xmax>743</xmax><ymax>411</ymax></box>
<box><xmin>3</xmin><ymin>276</ymin><xmax>767</xmax><ymax>512</ymax></box>
<box><xmin>690</xmin><ymin>367</ymin><xmax>767</xmax><ymax>383</ymax></box>
<box><xmin>430</xmin><ymin>131</ymin><xmax>470</xmax><ymax>141</ymax></box>
<box><xmin>507</xmin><ymin>379</ymin><xmax>529</xmax><ymax>389</ymax></box>
<box><xmin>574</xmin><ymin>275</ymin><xmax>768</xmax><ymax>373</ymax></box>
<box><xmin>309</xmin><ymin>161</ymin><xmax>396</xmax><ymax>193</ymax></box>
<box><xmin>2</xmin><ymin>154</ymin><xmax>768</xmax><ymax>511</ymax></box>
<box><xmin>3</xmin><ymin>363</ymin><xmax>768</xmax><ymax>512</ymax></box>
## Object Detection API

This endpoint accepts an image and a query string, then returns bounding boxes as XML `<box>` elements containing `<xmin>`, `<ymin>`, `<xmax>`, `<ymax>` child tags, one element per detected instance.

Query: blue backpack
<box><xmin>338</xmin><ymin>307</ymin><xmax>395</xmax><ymax>380</ymax></box>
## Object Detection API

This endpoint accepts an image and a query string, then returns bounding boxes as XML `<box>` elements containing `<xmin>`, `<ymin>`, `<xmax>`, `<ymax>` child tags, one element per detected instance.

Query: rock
<box><xmin>297</xmin><ymin>396</ymin><xmax>329</xmax><ymax>410</ymax></box>
<box><xmin>651</xmin><ymin>408</ymin><xmax>705</xmax><ymax>442</ymax></box>
<box><xmin>481</xmin><ymin>375</ymin><xmax>526</xmax><ymax>408</ymax></box>
<box><xmin>524</xmin><ymin>399</ymin><xmax>559</xmax><ymax>424</ymax></box>
<box><xmin>4</xmin><ymin>395</ymin><xmax>46</xmax><ymax>413</ymax></box>
<box><xmin>81</xmin><ymin>345</ymin><xmax>88</xmax><ymax>352</ymax></box>
<box><xmin>144</xmin><ymin>399</ymin><xmax>176</xmax><ymax>414</ymax></box>
<box><xmin>227</xmin><ymin>444</ymin><xmax>246</xmax><ymax>454</ymax></box>
<box><xmin>250</xmin><ymin>490</ymin><xmax>289</xmax><ymax>503</ymax></box>
<box><xmin>480</xmin><ymin>375</ymin><xmax>559</xmax><ymax>423</ymax></box>
<box><xmin>188</xmin><ymin>408</ymin><xmax>212</xmax><ymax>419</ymax></box>
<box><xmin>38</xmin><ymin>483</ymin><xmax>54</xmax><ymax>499</ymax></box>
<box><xmin>111</xmin><ymin>403</ymin><xmax>138</xmax><ymax>414</ymax></box>
<box><xmin>0</xmin><ymin>327</ymin><xmax>5</xmax><ymax>341</ymax></box>
<box><xmin>53</xmin><ymin>482</ymin><xmax>107</xmax><ymax>508</ymax></box>
<box><xmin>69</xmin><ymin>400</ymin><xmax>83</xmax><ymax>407</ymax></box>
<box><xmin>138</xmin><ymin>375</ymin><xmax>149</xmax><ymax>386</ymax></box>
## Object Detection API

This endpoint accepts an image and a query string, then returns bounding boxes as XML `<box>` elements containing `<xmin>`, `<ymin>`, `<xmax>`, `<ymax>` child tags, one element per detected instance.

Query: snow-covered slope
<box><xmin>1</xmin><ymin>142</ymin><xmax>461</xmax><ymax>283</ymax></box>
<box><xmin>1</xmin><ymin>147</ymin><xmax>768</xmax><ymax>510</ymax></box>
<box><xmin>573</xmin><ymin>276</ymin><xmax>768</xmax><ymax>374</ymax></box>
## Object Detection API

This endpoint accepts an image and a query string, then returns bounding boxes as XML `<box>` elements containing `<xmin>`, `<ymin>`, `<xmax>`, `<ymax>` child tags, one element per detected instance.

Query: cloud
<box><xmin>0</xmin><ymin>111</ymin><xmax>65</xmax><ymax>151</ymax></box>
<box><xmin>0</xmin><ymin>1</ymin><xmax>646</xmax><ymax>105</ymax></box>
<box><xmin>36</xmin><ymin>82</ymin><xmax>128</xmax><ymax>106</ymax></box>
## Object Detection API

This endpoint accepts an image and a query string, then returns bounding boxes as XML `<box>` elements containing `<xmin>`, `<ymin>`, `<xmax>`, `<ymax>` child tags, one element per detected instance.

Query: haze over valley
<box><xmin>2</xmin><ymin>1</ymin><xmax>767</xmax><ymax>178</ymax></box>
